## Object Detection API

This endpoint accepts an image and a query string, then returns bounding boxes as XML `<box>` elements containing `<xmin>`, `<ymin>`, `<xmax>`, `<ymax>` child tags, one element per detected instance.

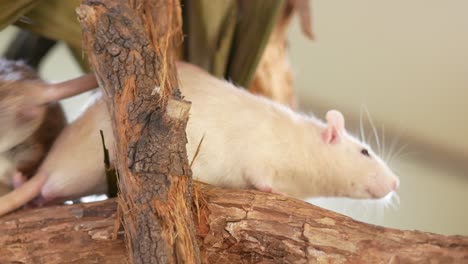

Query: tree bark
<box><xmin>77</xmin><ymin>0</ymin><xmax>199</xmax><ymax>263</ymax></box>
<box><xmin>1</xmin><ymin>183</ymin><xmax>467</xmax><ymax>264</ymax></box>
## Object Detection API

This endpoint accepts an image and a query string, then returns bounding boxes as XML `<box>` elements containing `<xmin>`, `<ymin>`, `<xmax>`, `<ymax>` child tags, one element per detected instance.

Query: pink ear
<box><xmin>322</xmin><ymin>110</ymin><xmax>345</xmax><ymax>144</ymax></box>
<box><xmin>326</xmin><ymin>110</ymin><xmax>345</xmax><ymax>131</ymax></box>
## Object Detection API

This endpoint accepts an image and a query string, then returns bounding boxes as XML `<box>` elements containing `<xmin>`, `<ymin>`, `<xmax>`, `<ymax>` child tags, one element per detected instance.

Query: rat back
<box><xmin>177</xmin><ymin>62</ymin><xmax>299</xmax><ymax>189</ymax></box>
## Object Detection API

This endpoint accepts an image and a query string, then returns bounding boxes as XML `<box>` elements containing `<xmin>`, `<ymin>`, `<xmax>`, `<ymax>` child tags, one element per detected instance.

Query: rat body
<box><xmin>0</xmin><ymin>62</ymin><xmax>399</xmax><ymax>216</ymax></box>
<box><xmin>180</xmin><ymin>63</ymin><xmax>399</xmax><ymax>198</ymax></box>
<box><xmin>0</xmin><ymin>60</ymin><xmax>67</xmax><ymax>195</ymax></box>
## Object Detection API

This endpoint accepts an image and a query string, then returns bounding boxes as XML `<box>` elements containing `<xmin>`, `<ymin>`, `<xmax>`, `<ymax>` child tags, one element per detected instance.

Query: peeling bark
<box><xmin>1</xmin><ymin>183</ymin><xmax>467</xmax><ymax>263</ymax></box>
<box><xmin>77</xmin><ymin>0</ymin><xmax>199</xmax><ymax>263</ymax></box>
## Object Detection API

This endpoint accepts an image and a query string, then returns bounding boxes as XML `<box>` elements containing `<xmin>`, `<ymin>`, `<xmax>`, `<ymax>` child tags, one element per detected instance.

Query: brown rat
<box><xmin>0</xmin><ymin>62</ymin><xmax>399</xmax><ymax>215</ymax></box>
<box><xmin>0</xmin><ymin>59</ymin><xmax>96</xmax><ymax>196</ymax></box>
<box><xmin>0</xmin><ymin>59</ymin><xmax>67</xmax><ymax>194</ymax></box>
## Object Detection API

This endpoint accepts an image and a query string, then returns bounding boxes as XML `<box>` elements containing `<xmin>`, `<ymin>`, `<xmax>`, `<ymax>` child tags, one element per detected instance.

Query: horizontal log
<box><xmin>0</xmin><ymin>199</ymin><xmax>125</xmax><ymax>263</ymax></box>
<box><xmin>1</xmin><ymin>183</ymin><xmax>467</xmax><ymax>263</ymax></box>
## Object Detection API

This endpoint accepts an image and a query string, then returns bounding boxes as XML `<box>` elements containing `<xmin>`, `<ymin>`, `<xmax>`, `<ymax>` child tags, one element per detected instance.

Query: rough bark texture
<box><xmin>0</xmin><ymin>201</ymin><xmax>126</xmax><ymax>263</ymax></box>
<box><xmin>77</xmin><ymin>0</ymin><xmax>199</xmax><ymax>263</ymax></box>
<box><xmin>1</xmin><ymin>183</ymin><xmax>468</xmax><ymax>263</ymax></box>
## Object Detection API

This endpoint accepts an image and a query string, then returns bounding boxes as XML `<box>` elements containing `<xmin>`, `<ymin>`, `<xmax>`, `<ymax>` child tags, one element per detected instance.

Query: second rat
<box><xmin>0</xmin><ymin>59</ymin><xmax>68</xmax><ymax>195</ymax></box>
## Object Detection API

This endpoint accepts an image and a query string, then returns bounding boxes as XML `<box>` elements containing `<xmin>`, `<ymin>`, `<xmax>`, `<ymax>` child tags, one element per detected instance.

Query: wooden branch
<box><xmin>1</xmin><ymin>183</ymin><xmax>467</xmax><ymax>263</ymax></box>
<box><xmin>77</xmin><ymin>0</ymin><xmax>199</xmax><ymax>263</ymax></box>
<box><xmin>0</xmin><ymin>200</ymin><xmax>126</xmax><ymax>263</ymax></box>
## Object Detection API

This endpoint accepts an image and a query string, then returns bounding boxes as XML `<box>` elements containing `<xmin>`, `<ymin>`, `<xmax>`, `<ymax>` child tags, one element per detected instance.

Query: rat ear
<box><xmin>322</xmin><ymin>110</ymin><xmax>345</xmax><ymax>144</ymax></box>
<box><xmin>326</xmin><ymin>110</ymin><xmax>345</xmax><ymax>131</ymax></box>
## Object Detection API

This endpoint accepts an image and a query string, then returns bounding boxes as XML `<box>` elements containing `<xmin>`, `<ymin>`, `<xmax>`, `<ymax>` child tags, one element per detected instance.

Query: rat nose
<box><xmin>391</xmin><ymin>177</ymin><xmax>400</xmax><ymax>190</ymax></box>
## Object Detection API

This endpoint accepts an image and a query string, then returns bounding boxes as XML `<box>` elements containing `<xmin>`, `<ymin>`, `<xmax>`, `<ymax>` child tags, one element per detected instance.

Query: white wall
<box><xmin>1</xmin><ymin>0</ymin><xmax>467</xmax><ymax>236</ymax></box>
<box><xmin>288</xmin><ymin>0</ymin><xmax>468</xmax><ymax>235</ymax></box>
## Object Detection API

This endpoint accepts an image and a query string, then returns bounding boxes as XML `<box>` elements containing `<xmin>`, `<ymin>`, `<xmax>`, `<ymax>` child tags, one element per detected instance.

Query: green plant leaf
<box><xmin>227</xmin><ymin>0</ymin><xmax>285</xmax><ymax>88</ymax></box>
<box><xmin>0</xmin><ymin>0</ymin><xmax>40</xmax><ymax>30</ymax></box>
<box><xmin>15</xmin><ymin>0</ymin><xmax>82</xmax><ymax>49</ymax></box>
<box><xmin>183</xmin><ymin>0</ymin><xmax>236</xmax><ymax>77</ymax></box>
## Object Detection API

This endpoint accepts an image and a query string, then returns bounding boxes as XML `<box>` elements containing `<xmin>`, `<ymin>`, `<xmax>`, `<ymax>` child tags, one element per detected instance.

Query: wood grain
<box><xmin>1</xmin><ymin>183</ymin><xmax>467</xmax><ymax>263</ymax></box>
<box><xmin>77</xmin><ymin>0</ymin><xmax>199</xmax><ymax>263</ymax></box>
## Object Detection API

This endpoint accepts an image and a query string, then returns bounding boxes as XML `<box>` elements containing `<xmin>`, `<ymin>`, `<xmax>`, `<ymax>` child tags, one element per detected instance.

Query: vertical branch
<box><xmin>129</xmin><ymin>0</ymin><xmax>183</xmax><ymax>102</ymax></box>
<box><xmin>77</xmin><ymin>0</ymin><xmax>200</xmax><ymax>263</ymax></box>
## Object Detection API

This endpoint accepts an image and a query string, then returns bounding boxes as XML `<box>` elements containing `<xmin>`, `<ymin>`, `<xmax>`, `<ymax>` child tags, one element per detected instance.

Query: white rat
<box><xmin>0</xmin><ymin>62</ymin><xmax>399</xmax><ymax>216</ymax></box>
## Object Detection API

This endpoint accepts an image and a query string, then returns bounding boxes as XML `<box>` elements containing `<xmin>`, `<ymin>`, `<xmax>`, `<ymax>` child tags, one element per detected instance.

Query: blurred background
<box><xmin>1</xmin><ymin>0</ymin><xmax>467</xmax><ymax>236</ymax></box>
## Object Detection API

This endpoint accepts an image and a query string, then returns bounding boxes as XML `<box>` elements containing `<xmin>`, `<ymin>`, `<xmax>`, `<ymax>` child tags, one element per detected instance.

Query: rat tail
<box><xmin>43</xmin><ymin>73</ymin><xmax>98</xmax><ymax>104</ymax></box>
<box><xmin>0</xmin><ymin>172</ymin><xmax>48</xmax><ymax>216</ymax></box>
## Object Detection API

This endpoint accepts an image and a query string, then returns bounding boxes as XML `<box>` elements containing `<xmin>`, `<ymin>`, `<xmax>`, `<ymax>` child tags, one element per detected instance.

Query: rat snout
<box><xmin>391</xmin><ymin>177</ymin><xmax>400</xmax><ymax>191</ymax></box>
<box><xmin>359</xmin><ymin>172</ymin><xmax>399</xmax><ymax>199</ymax></box>
<box><xmin>385</xmin><ymin>168</ymin><xmax>400</xmax><ymax>192</ymax></box>
<box><xmin>378</xmin><ymin>173</ymin><xmax>400</xmax><ymax>197</ymax></box>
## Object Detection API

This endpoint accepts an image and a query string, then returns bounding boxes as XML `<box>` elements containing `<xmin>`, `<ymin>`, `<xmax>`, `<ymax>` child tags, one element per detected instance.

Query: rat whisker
<box><xmin>392</xmin><ymin>168</ymin><xmax>401</xmax><ymax>177</ymax></box>
<box><xmin>386</xmin><ymin>134</ymin><xmax>401</xmax><ymax>164</ymax></box>
<box><xmin>390</xmin><ymin>150</ymin><xmax>419</xmax><ymax>166</ymax></box>
<box><xmin>388</xmin><ymin>143</ymin><xmax>408</xmax><ymax>165</ymax></box>
<box><xmin>359</xmin><ymin>104</ymin><xmax>366</xmax><ymax>142</ymax></box>
<box><xmin>381</xmin><ymin>125</ymin><xmax>386</xmax><ymax>160</ymax></box>
<box><xmin>379</xmin><ymin>191</ymin><xmax>399</xmax><ymax>210</ymax></box>
<box><xmin>363</xmin><ymin>106</ymin><xmax>381</xmax><ymax>156</ymax></box>
<box><xmin>370</xmin><ymin>177</ymin><xmax>400</xmax><ymax>211</ymax></box>
<box><xmin>387</xmin><ymin>128</ymin><xmax>410</xmax><ymax>165</ymax></box>
<box><xmin>390</xmin><ymin>192</ymin><xmax>400</xmax><ymax>210</ymax></box>
<box><xmin>365</xmin><ymin>128</ymin><xmax>374</xmax><ymax>147</ymax></box>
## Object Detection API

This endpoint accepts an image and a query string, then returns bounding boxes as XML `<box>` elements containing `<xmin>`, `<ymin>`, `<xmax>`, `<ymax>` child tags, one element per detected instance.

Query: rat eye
<box><xmin>361</xmin><ymin>148</ymin><xmax>370</xmax><ymax>157</ymax></box>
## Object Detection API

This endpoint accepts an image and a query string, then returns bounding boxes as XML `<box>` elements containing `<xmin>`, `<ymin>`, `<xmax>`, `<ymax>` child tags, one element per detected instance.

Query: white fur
<box><xmin>39</xmin><ymin>93</ymin><xmax>112</xmax><ymax>200</ymax></box>
<box><xmin>179</xmin><ymin>62</ymin><xmax>398</xmax><ymax>199</ymax></box>
<box><xmin>3</xmin><ymin>62</ymin><xmax>399</xmax><ymax>209</ymax></box>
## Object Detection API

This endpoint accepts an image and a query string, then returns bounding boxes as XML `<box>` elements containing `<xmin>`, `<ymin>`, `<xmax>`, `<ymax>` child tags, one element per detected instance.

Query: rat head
<box><xmin>0</xmin><ymin>59</ymin><xmax>49</xmax><ymax>152</ymax></box>
<box><xmin>0</xmin><ymin>80</ymin><xmax>47</xmax><ymax>152</ymax></box>
<box><xmin>319</xmin><ymin>110</ymin><xmax>399</xmax><ymax>199</ymax></box>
